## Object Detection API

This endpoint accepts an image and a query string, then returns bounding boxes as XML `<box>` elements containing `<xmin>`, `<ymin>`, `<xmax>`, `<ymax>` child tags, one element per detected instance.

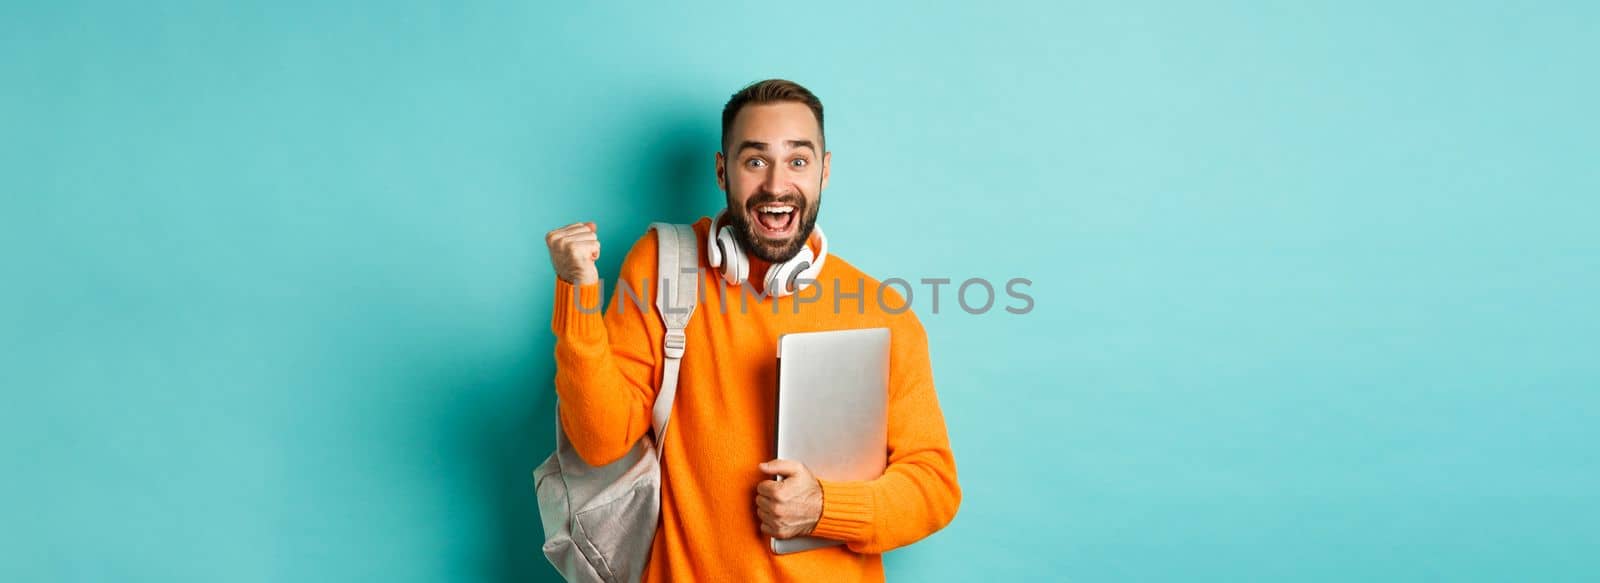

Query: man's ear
<box><xmin>820</xmin><ymin>151</ymin><xmax>831</xmax><ymax>191</ymax></box>
<box><xmin>715</xmin><ymin>151</ymin><xmax>727</xmax><ymax>192</ymax></box>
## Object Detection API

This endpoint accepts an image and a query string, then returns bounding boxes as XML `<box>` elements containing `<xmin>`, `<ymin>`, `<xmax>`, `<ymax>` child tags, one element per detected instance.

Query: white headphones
<box><xmin>707</xmin><ymin>208</ymin><xmax>828</xmax><ymax>297</ymax></box>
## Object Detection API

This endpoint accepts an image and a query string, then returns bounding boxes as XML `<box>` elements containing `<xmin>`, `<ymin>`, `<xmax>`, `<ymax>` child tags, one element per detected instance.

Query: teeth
<box><xmin>758</xmin><ymin>205</ymin><xmax>795</xmax><ymax>214</ymax></box>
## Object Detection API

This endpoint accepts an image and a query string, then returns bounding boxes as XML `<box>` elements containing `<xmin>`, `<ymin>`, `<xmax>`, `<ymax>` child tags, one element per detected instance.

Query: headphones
<box><xmin>707</xmin><ymin>208</ymin><xmax>828</xmax><ymax>297</ymax></box>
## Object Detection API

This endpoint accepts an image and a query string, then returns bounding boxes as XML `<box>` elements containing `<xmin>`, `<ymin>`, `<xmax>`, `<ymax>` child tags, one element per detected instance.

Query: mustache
<box><xmin>744</xmin><ymin>193</ymin><xmax>806</xmax><ymax>211</ymax></box>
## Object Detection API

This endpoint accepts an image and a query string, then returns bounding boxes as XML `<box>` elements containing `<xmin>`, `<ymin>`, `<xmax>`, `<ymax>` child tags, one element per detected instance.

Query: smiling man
<box><xmin>544</xmin><ymin>79</ymin><xmax>960</xmax><ymax>581</ymax></box>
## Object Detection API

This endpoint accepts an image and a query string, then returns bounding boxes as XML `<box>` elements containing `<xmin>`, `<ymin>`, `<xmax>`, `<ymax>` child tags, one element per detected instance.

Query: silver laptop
<box><xmin>771</xmin><ymin>327</ymin><xmax>891</xmax><ymax>554</ymax></box>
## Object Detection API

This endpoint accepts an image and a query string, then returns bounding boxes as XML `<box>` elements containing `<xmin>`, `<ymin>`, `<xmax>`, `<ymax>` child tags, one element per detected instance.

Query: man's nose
<box><xmin>761</xmin><ymin>168</ymin><xmax>791</xmax><ymax>196</ymax></box>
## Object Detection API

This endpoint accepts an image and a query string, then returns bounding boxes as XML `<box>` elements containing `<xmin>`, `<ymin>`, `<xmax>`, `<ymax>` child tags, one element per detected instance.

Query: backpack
<box><xmin>532</xmin><ymin>223</ymin><xmax>698</xmax><ymax>583</ymax></box>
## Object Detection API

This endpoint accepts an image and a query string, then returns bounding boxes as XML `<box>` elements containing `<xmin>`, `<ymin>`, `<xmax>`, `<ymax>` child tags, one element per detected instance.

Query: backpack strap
<box><xmin>648</xmin><ymin>223</ymin><xmax>698</xmax><ymax>460</ymax></box>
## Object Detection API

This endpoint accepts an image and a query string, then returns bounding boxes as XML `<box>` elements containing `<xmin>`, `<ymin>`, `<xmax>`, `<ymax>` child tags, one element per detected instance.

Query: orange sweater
<box><xmin>550</xmin><ymin>217</ymin><xmax>961</xmax><ymax>582</ymax></box>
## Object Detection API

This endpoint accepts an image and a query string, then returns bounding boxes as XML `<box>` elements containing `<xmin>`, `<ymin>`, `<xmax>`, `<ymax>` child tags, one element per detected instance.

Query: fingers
<box><xmin>754</xmin><ymin>487</ymin><xmax>786</xmax><ymax>533</ymax></box>
<box><xmin>759</xmin><ymin>459</ymin><xmax>805</xmax><ymax>478</ymax></box>
<box><xmin>545</xmin><ymin>221</ymin><xmax>603</xmax><ymax>285</ymax></box>
<box><xmin>562</xmin><ymin>225</ymin><xmax>597</xmax><ymax>240</ymax></box>
<box><xmin>754</xmin><ymin>486</ymin><xmax>781</xmax><ymax>527</ymax></box>
<box><xmin>756</xmin><ymin>490</ymin><xmax>805</xmax><ymax>539</ymax></box>
<box><xmin>561</xmin><ymin>231</ymin><xmax>599</xmax><ymax>244</ymax></box>
<box><xmin>755</xmin><ymin>465</ymin><xmax>816</xmax><ymax>540</ymax></box>
<box><xmin>756</xmin><ymin>480</ymin><xmax>781</xmax><ymax>499</ymax></box>
<box><xmin>547</xmin><ymin>223</ymin><xmax>600</xmax><ymax>258</ymax></box>
<box><xmin>558</xmin><ymin>221</ymin><xmax>596</xmax><ymax>235</ymax></box>
<box><xmin>757</xmin><ymin>515</ymin><xmax>791</xmax><ymax>539</ymax></box>
<box><xmin>544</xmin><ymin>223</ymin><xmax>580</xmax><ymax>244</ymax></box>
<box><xmin>567</xmin><ymin>239</ymin><xmax>600</xmax><ymax>260</ymax></box>
<box><xmin>545</xmin><ymin>222</ymin><xmax>598</xmax><ymax>244</ymax></box>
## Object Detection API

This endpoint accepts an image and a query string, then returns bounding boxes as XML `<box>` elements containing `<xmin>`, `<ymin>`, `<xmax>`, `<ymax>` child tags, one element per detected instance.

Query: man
<box><xmin>544</xmin><ymin>79</ymin><xmax>960</xmax><ymax>582</ymax></box>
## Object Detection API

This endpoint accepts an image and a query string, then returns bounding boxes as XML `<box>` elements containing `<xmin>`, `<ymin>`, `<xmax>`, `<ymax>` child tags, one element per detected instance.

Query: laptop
<box><xmin>771</xmin><ymin>327</ymin><xmax>891</xmax><ymax>554</ymax></box>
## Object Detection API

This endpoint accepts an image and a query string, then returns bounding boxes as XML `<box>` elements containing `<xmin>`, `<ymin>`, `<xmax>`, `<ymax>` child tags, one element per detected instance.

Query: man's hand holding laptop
<box><xmin>755</xmin><ymin>459</ymin><xmax>822</xmax><ymax>539</ymax></box>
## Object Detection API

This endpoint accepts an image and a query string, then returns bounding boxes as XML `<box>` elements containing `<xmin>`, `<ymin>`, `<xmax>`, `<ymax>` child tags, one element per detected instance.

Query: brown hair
<box><xmin>720</xmin><ymin>79</ymin><xmax>825</xmax><ymax>153</ymax></box>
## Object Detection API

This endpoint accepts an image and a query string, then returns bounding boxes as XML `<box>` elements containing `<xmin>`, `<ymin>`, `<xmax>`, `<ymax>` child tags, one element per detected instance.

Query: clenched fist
<box><xmin>546</xmin><ymin>221</ymin><xmax>601</xmax><ymax>285</ymax></box>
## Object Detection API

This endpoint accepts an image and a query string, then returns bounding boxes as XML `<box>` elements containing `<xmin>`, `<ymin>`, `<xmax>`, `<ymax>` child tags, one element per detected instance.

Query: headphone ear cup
<box><xmin>715</xmin><ymin>226</ymin><xmax>747</xmax><ymax>285</ymax></box>
<box><xmin>765</xmin><ymin>246</ymin><xmax>815</xmax><ymax>297</ymax></box>
<box><xmin>707</xmin><ymin>226</ymin><xmax>725</xmax><ymax>268</ymax></box>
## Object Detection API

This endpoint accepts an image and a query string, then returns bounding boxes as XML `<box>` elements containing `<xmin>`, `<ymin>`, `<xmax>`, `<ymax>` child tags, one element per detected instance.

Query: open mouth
<box><xmin>749</xmin><ymin>203</ymin><xmax>798</xmax><ymax>239</ymax></box>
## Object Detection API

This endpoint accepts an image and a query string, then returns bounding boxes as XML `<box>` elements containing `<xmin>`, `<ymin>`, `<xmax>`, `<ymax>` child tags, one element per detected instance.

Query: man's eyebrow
<box><xmin>734</xmin><ymin>140</ymin><xmax>768</xmax><ymax>154</ymax></box>
<box><xmin>785</xmin><ymin>140</ymin><xmax>817</xmax><ymax>153</ymax></box>
<box><xmin>733</xmin><ymin>140</ymin><xmax>818</xmax><ymax>155</ymax></box>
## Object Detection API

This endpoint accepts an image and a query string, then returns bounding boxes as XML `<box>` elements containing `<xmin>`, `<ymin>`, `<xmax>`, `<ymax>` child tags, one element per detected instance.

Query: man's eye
<box><xmin>746</xmin><ymin>159</ymin><xmax>766</xmax><ymax>168</ymax></box>
<box><xmin>790</xmin><ymin>159</ymin><xmax>808</xmax><ymax>168</ymax></box>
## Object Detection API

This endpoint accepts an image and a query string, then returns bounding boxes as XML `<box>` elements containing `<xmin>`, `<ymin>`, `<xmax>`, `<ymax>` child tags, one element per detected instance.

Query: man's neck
<box><xmin>746</xmin><ymin>255</ymin><xmax>774</xmax><ymax>294</ymax></box>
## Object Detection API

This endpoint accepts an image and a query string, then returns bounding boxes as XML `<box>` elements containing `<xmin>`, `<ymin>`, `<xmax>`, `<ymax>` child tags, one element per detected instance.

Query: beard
<box><xmin>726</xmin><ymin>192</ymin><xmax>822</xmax><ymax>263</ymax></box>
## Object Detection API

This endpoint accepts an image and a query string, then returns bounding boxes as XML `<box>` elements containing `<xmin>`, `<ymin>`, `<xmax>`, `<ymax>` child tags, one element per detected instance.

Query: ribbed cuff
<box><xmin>551</xmin><ymin>279</ymin><xmax>606</xmax><ymax>342</ymax></box>
<box><xmin>811</xmin><ymin>478</ymin><xmax>874</xmax><ymax>543</ymax></box>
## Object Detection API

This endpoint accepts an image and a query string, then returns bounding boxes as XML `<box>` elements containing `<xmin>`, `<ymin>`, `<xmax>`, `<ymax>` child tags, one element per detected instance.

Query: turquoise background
<box><xmin>3</xmin><ymin>1</ymin><xmax>1597</xmax><ymax>581</ymax></box>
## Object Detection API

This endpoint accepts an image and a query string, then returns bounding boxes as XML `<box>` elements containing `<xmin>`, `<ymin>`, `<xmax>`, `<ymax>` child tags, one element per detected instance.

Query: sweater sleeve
<box><xmin>551</xmin><ymin>229</ymin><xmax>666</xmax><ymax>467</ymax></box>
<box><xmin>808</xmin><ymin>313</ymin><xmax>962</xmax><ymax>554</ymax></box>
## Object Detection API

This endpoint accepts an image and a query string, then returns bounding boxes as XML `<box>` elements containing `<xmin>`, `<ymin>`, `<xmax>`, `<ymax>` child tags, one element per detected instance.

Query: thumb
<box><xmin>760</xmin><ymin>459</ymin><xmax>805</xmax><ymax>478</ymax></box>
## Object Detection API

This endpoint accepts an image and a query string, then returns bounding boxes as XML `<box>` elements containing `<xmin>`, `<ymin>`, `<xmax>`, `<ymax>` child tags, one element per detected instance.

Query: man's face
<box><xmin>716</xmin><ymin>102</ymin><xmax>830</xmax><ymax>263</ymax></box>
